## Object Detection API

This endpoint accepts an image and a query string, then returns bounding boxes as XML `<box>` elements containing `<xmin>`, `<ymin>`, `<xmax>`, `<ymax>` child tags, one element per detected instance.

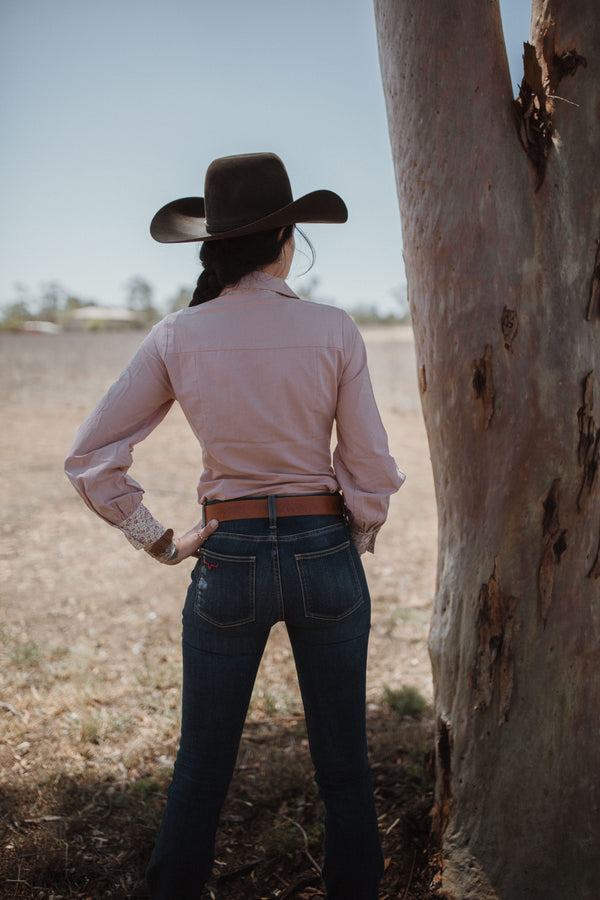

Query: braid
<box><xmin>189</xmin><ymin>225</ymin><xmax>294</xmax><ymax>306</ymax></box>
<box><xmin>190</xmin><ymin>268</ymin><xmax>223</xmax><ymax>306</ymax></box>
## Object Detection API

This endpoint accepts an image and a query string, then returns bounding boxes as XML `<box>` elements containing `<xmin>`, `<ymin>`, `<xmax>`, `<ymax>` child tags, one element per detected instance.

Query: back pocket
<box><xmin>194</xmin><ymin>549</ymin><xmax>256</xmax><ymax>627</ymax></box>
<box><xmin>295</xmin><ymin>541</ymin><xmax>364</xmax><ymax>621</ymax></box>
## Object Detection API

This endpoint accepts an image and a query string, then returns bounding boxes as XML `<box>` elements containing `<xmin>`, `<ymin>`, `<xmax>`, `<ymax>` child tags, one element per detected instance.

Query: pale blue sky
<box><xmin>0</xmin><ymin>0</ymin><xmax>530</xmax><ymax>315</ymax></box>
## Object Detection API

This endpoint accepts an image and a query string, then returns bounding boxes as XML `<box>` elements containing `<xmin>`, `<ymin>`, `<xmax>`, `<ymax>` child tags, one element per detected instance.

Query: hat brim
<box><xmin>150</xmin><ymin>190</ymin><xmax>347</xmax><ymax>243</ymax></box>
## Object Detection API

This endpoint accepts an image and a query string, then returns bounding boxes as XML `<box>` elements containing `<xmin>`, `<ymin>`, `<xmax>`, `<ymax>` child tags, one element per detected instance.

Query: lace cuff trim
<box><xmin>117</xmin><ymin>504</ymin><xmax>166</xmax><ymax>550</ymax></box>
<box><xmin>350</xmin><ymin>526</ymin><xmax>378</xmax><ymax>555</ymax></box>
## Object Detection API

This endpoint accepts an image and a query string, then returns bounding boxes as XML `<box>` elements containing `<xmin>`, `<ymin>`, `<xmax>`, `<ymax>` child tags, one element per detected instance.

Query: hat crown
<box><xmin>204</xmin><ymin>153</ymin><xmax>293</xmax><ymax>234</ymax></box>
<box><xmin>149</xmin><ymin>151</ymin><xmax>347</xmax><ymax>244</ymax></box>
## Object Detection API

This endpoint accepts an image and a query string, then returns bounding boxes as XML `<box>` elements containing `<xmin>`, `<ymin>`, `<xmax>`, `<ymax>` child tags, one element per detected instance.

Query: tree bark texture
<box><xmin>375</xmin><ymin>1</ymin><xmax>600</xmax><ymax>897</ymax></box>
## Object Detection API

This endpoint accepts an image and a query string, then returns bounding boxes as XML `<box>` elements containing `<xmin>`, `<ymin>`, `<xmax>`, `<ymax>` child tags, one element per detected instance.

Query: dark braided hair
<box><xmin>190</xmin><ymin>224</ymin><xmax>294</xmax><ymax>306</ymax></box>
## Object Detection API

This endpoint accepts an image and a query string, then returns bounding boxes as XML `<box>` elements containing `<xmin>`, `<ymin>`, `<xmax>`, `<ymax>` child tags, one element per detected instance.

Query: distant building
<box><xmin>21</xmin><ymin>320</ymin><xmax>62</xmax><ymax>334</ymax></box>
<box><xmin>69</xmin><ymin>306</ymin><xmax>144</xmax><ymax>329</ymax></box>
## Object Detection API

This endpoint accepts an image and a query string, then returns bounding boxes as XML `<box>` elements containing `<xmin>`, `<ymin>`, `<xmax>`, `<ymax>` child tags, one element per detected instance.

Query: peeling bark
<box><xmin>430</xmin><ymin>719</ymin><xmax>453</xmax><ymax>894</ymax></box>
<box><xmin>539</xmin><ymin>19</ymin><xmax>588</xmax><ymax>89</ymax></box>
<box><xmin>538</xmin><ymin>479</ymin><xmax>569</xmax><ymax>623</ymax></box>
<box><xmin>430</xmin><ymin>716</ymin><xmax>453</xmax><ymax>857</ymax></box>
<box><xmin>470</xmin><ymin>560</ymin><xmax>518</xmax><ymax>723</ymax></box>
<box><xmin>586</xmin><ymin>240</ymin><xmax>600</xmax><ymax>320</ymax></box>
<box><xmin>577</xmin><ymin>371</ymin><xmax>600</xmax><ymax>511</ymax></box>
<box><xmin>589</xmin><ymin>535</ymin><xmax>600</xmax><ymax>578</ymax></box>
<box><xmin>512</xmin><ymin>21</ymin><xmax>586</xmax><ymax>188</ymax></box>
<box><xmin>542</xmin><ymin>477</ymin><xmax>561</xmax><ymax>536</ymax></box>
<box><xmin>419</xmin><ymin>364</ymin><xmax>427</xmax><ymax>394</ymax></box>
<box><xmin>501</xmin><ymin>306</ymin><xmax>518</xmax><ymax>350</ymax></box>
<box><xmin>497</xmin><ymin>605</ymin><xmax>519</xmax><ymax>723</ymax></box>
<box><xmin>513</xmin><ymin>43</ymin><xmax>553</xmax><ymax>189</ymax></box>
<box><xmin>472</xmin><ymin>344</ymin><xmax>495</xmax><ymax>428</ymax></box>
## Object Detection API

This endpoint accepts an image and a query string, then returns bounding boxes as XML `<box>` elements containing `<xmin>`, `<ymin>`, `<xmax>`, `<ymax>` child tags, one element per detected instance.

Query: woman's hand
<box><xmin>164</xmin><ymin>518</ymin><xmax>219</xmax><ymax>566</ymax></box>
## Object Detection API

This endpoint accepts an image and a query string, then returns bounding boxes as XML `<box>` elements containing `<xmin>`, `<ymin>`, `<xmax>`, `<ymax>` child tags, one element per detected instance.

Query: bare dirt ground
<box><xmin>0</xmin><ymin>326</ymin><xmax>438</xmax><ymax>899</ymax></box>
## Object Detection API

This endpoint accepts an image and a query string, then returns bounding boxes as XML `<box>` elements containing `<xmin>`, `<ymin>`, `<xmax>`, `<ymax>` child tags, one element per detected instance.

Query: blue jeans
<box><xmin>146</xmin><ymin>508</ymin><xmax>384</xmax><ymax>899</ymax></box>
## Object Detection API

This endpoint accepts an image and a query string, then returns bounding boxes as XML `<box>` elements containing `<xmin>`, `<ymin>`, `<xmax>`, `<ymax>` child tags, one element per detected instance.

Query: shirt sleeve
<box><xmin>333</xmin><ymin>313</ymin><xmax>405</xmax><ymax>552</ymax></box>
<box><xmin>64</xmin><ymin>323</ymin><xmax>175</xmax><ymax>545</ymax></box>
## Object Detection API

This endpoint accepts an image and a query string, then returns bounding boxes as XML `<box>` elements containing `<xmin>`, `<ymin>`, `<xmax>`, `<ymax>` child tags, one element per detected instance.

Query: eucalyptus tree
<box><xmin>375</xmin><ymin>1</ymin><xmax>599</xmax><ymax>896</ymax></box>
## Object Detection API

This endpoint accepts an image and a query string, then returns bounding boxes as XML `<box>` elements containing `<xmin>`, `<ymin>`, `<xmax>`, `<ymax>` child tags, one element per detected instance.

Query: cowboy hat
<box><xmin>150</xmin><ymin>152</ymin><xmax>347</xmax><ymax>243</ymax></box>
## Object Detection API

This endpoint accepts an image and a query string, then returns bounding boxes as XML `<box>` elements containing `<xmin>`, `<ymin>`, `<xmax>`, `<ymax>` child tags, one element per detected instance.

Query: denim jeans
<box><xmin>146</xmin><ymin>507</ymin><xmax>384</xmax><ymax>899</ymax></box>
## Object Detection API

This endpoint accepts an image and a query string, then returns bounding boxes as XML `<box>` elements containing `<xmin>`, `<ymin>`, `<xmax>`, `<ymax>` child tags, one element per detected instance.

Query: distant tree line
<box><xmin>0</xmin><ymin>278</ymin><xmax>193</xmax><ymax>332</ymax></box>
<box><xmin>0</xmin><ymin>276</ymin><xmax>409</xmax><ymax>331</ymax></box>
<box><xmin>297</xmin><ymin>276</ymin><xmax>410</xmax><ymax>325</ymax></box>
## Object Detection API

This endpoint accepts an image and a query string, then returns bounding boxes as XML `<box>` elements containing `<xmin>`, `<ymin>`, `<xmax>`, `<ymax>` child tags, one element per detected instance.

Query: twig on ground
<box><xmin>386</xmin><ymin>816</ymin><xmax>401</xmax><ymax>835</ymax></box>
<box><xmin>24</xmin><ymin>815</ymin><xmax>64</xmax><ymax>824</ymax></box>
<box><xmin>284</xmin><ymin>816</ymin><xmax>321</xmax><ymax>875</ymax></box>
<box><xmin>0</xmin><ymin>701</ymin><xmax>23</xmax><ymax>717</ymax></box>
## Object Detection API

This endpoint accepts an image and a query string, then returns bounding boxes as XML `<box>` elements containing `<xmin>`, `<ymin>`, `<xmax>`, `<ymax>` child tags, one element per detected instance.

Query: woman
<box><xmin>65</xmin><ymin>152</ymin><xmax>404</xmax><ymax>899</ymax></box>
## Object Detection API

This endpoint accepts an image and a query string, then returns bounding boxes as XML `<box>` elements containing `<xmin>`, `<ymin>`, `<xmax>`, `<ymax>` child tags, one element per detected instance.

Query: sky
<box><xmin>0</xmin><ymin>0</ymin><xmax>531</xmax><ymax>317</ymax></box>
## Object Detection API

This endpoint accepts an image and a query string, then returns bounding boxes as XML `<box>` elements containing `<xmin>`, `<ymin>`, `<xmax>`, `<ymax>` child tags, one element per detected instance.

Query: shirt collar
<box><xmin>233</xmin><ymin>270</ymin><xmax>299</xmax><ymax>299</ymax></box>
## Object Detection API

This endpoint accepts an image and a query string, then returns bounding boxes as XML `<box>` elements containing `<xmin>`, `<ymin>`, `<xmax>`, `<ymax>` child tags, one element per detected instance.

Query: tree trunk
<box><xmin>374</xmin><ymin>1</ymin><xmax>600</xmax><ymax>897</ymax></box>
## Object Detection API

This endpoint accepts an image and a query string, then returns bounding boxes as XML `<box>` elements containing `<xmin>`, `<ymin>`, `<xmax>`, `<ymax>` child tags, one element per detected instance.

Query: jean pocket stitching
<box><xmin>294</xmin><ymin>540</ymin><xmax>364</xmax><ymax>621</ymax></box>
<box><xmin>194</xmin><ymin>550</ymin><xmax>256</xmax><ymax>628</ymax></box>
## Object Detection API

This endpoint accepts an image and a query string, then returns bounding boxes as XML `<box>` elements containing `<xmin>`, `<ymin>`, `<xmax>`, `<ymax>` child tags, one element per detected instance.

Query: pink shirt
<box><xmin>65</xmin><ymin>272</ymin><xmax>404</xmax><ymax>552</ymax></box>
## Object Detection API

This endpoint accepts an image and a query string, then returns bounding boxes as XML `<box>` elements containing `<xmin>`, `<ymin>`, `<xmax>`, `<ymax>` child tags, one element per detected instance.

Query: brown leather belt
<box><xmin>203</xmin><ymin>493</ymin><xmax>344</xmax><ymax>524</ymax></box>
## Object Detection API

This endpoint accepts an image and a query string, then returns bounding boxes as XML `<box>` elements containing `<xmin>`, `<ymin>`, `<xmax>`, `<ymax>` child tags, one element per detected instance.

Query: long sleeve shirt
<box><xmin>64</xmin><ymin>271</ymin><xmax>404</xmax><ymax>553</ymax></box>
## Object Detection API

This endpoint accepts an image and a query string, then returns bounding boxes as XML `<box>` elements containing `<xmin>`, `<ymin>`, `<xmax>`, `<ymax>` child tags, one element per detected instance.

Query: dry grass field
<box><xmin>0</xmin><ymin>325</ymin><xmax>438</xmax><ymax>899</ymax></box>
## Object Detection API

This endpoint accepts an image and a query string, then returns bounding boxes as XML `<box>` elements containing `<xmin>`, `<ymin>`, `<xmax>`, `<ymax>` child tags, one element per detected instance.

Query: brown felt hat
<box><xmin>150</xmin><ymin>152</ymin><xmax>347</xmax><ymax>243</ymax></box>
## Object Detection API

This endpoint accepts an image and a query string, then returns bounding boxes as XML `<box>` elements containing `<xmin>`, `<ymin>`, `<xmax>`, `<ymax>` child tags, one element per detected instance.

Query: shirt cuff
<box><xmin>117</xmin><ymin>504</ymin><xmax>167</xmax><ymax>550</ymax></box>
<box><xmin>350</xmin><ymin>526</ymin><xmax>379</xmax><ymax>555</ymax></box>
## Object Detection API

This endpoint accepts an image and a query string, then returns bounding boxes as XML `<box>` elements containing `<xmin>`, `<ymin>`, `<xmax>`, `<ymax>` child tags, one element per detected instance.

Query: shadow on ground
<box><xmin>2</xmin><ymin>708</ymin><xmax>437</xmax><ymax>899</ymax></box>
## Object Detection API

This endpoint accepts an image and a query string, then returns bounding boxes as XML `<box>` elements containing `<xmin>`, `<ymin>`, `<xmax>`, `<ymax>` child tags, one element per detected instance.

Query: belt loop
<box><xmin>201</xmin><ymin>502</ymin><xmax>206</xmax><ymax>527</ymax></box>
<box><xmin>268</xmin><ymin>495</ymin><xmax>277</xmax><ymax>530</ymax></box>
